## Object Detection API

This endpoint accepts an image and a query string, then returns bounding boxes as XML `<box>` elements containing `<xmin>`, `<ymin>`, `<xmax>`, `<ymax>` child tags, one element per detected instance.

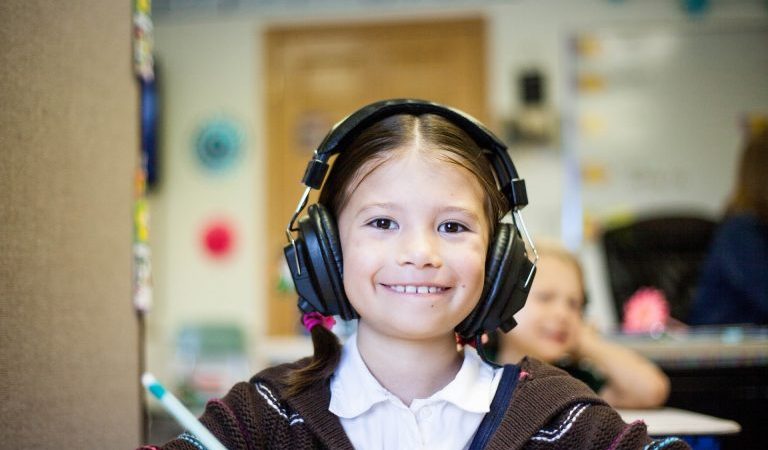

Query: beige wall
<box><xmin>0</xmin><ymin>1</ymin><xmax>141</xmax><ymax>447</ymax></box>
<box><xmin>148</xmin><ymin>1</ymin><xmax>768</xmax><ymax>373</ymax></box>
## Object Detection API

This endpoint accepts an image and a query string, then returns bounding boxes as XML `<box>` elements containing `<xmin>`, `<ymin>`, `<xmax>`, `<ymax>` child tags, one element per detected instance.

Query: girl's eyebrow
<box><xmin>354</xmin><ymin>202</ymin><xmax>401</xmax><ymax>217</ymax></box>
<box><xmin>353</xmin><ymin>203</ymin><xmax>484</xmax><ymax>223</ymax></box>
<box><xmin>439</xmin><ymin>206</ymin><xmax>482</xmax><ymax>223</ymax></box>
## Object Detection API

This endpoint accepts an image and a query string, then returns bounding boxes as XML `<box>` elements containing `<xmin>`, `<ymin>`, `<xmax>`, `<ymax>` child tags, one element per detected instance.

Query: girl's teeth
<box><xmin>390</xmin><ymin>285</ymin><xmax>443</xmax><ymax>294</ymax></box>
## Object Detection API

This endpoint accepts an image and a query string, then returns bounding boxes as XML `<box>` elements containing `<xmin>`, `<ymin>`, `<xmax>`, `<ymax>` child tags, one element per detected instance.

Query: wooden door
<box><xmin>265</xmin><ymin>17</ymin><xmax>488</xmax><ymax>335</ymax></box>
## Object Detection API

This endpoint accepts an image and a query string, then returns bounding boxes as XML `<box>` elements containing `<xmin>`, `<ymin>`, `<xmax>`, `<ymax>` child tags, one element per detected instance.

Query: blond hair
<box><xmin>533</xmin><ymin>239</ymin><xmax>586</xmax><ymax>305</ymax></box>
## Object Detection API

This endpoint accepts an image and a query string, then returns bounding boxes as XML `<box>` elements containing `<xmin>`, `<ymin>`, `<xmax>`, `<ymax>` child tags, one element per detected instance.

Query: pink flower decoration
<box><xmin>622</xmin><ymin>287</ymin><xmax>670</xmax><ymax>334</ymax></box>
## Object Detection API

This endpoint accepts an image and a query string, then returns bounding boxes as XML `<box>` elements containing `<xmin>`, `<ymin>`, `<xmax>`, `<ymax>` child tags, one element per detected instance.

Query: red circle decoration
<box><xmin>202</xmin><ymin>220</ymin><xmax>235</xmax><ymax>258</ymax></box>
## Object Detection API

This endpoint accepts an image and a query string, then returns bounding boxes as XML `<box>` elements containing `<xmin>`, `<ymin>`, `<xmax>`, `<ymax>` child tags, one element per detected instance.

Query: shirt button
<box><xmin>419</xmin><ymin>407</ymin><xmax>432</xmax><ymax>419</ymax></box>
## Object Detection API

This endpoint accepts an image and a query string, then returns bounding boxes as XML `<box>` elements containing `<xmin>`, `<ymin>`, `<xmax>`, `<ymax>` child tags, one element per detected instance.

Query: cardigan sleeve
<box><xmin>137</xmin><ymin>381</ymin><xmax>264</xmax><ymax>450</ymax></box>
<box><xmin>524</xmin><ymin>402</ymin><xmax>691</xmax><ymax>450</ymax></box>
<box><xmin>137</xmin><ymin>379</ymin><xmax>332</xmax><ymax>450</ymax></box>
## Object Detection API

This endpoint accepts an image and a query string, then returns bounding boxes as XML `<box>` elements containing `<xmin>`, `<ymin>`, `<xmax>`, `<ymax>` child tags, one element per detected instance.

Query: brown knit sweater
<box><xmin>139</xmin><ymin>357</ymin><xmax>690</xmax><ymax>450</ymax></box>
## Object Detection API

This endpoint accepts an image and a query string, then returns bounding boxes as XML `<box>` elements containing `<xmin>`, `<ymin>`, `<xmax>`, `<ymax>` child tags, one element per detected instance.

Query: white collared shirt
<box><xmin>329</xmin><ymin>334</ymin><xmax>502</xmax><ymax>450</ymax></box>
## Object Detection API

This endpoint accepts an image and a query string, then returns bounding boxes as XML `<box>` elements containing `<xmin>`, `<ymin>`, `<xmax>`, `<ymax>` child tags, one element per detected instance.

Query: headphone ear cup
<box><xmin>456</xmin><ymin>222</ymin><xmax>534</xmax><ymax>338</ymax></box>
<box><xmin>303</xmin><ymin>204</ymin><xmax>356</xmax><ymax>320</ymax></box>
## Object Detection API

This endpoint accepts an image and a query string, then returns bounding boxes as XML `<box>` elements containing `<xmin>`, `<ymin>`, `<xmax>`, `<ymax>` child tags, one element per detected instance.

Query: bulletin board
<box><xmin>564</xmin><ymin>21</ymin><xmax>768</xmax><ymax>245</ymax></box>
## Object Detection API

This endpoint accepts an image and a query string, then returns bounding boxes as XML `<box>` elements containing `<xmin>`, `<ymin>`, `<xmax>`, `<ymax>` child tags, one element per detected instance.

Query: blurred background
<box><xmin>1</xmin><ymin>0</ymin><xmax>767</xmax><ymax>448</ymax></box>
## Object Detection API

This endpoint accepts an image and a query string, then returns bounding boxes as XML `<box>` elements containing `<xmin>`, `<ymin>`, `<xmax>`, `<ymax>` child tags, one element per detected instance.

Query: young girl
<box><xmin>141</xmin><ymin>100</ymin><xmax>687</xmax><ymax>449</ymax></box>
<box><xmin>498</xmin><ymin>241</ymin><xmax>670</xmax><ymax>409</ymax></box>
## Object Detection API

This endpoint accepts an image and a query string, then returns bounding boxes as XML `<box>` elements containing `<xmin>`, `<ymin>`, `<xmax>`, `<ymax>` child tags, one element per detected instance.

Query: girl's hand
<box><xmin>573</xmin><ymin>322</ymin><xmax>601</xmax><ymax>360</ymax></box>
<box><xmin>572</xmin><ymin>323</ymin><xmax>670</xmax><ymax>408</ymax></box>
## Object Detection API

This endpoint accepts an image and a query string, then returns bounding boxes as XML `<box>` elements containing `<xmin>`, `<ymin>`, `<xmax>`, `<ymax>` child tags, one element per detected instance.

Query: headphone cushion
<box><xmin>309</xmin><ymin>204</ymin><xmax>343</xmax><ymax>273</ymax></box>
<box><xmin>490</xmin><ymin>227</ymin><xmax>533</xmax><ymax>331</ymax></box>
<box><xmin>484</xmin><ymin>223</ymin><xmax>513</xmax><ymax>296</ymax></box>
<box><xmin>456</xmin><ymin>223</ymin><xmax>529</xmax><ymax>338</ymax></box>
<box><xmin>307</xmin><ymin>204</ymin><xmax>355</xmax><ymax>319</ymax></box>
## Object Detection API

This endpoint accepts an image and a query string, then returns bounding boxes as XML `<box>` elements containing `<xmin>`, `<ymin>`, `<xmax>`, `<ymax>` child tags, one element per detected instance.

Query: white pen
<box><xmin>142</xmin><ymin>372</ymin><xmax>228</xmax><ymax>450</ymax></box>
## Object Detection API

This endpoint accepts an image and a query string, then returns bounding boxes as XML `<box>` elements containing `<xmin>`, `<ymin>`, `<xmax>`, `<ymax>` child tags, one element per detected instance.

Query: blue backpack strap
<box><xmin>468</xmin><ymin>364</ymin><xmax>521</xmax><ymax>450</ymax></box>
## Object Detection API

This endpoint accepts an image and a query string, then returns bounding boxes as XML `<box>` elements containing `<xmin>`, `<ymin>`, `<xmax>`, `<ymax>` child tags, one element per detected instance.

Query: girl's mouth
<box><xmin>541</xmin><ymin>329</ymin><xmax>568</xmax><ymax>344</ymax></box>
<box><xmin>381</xmin><ymin>284</ymin><xmax>450</xmax><ymax>294</ymax></box>
<box><xmin>548</xmin><ymin>333</ymin><xmax>568</xmax><ymax>345</ymax></box>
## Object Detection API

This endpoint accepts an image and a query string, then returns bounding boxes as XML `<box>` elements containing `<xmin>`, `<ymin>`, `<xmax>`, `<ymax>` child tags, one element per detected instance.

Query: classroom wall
<box><xmin>148</xmin><ymin>17</ymin><xmax>263</xmax><ymax>391</ymax></box>
<box><xmin>148</xmin><ymin>0</ymin><xmax>768</xmax><ymax>380</ymax></box>
<box><xmin>0</xmin><ymin>1</ymin><xmax>141</xmax><ymax>447</ymax></box>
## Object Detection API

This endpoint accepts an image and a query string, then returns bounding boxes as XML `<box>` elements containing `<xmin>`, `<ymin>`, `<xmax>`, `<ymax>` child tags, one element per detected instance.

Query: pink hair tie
<box><xmin>302</xmin><ymin>312</ymin><xmax>336</xmax><ymax>332</ymax></box>
<box><xmin>455</xmin><ymin>334</ymin><xmax>477</xmax><ymax>348</ymax></box>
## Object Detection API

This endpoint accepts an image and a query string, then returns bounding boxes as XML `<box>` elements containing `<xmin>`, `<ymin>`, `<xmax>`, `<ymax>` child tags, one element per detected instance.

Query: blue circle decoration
<box><xmin>194</xmin><ymin>117</ymin><xmax>244</xmax><ymax>173</ymax></box>
<box><xmin>681</xmin><ymin>0</ymin><xmax>710</xmax><ymax>16</ymax></box>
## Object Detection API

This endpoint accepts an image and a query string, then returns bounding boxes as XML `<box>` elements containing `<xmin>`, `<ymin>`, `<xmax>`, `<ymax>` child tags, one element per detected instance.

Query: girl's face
<box><xmin>502</xmin><ymin>254</ymin><xmax>584</xmax><ymax>362</ymax></box>
<box><xmin>337</xmin><ymin>145</ymin><xmax>490</xmax><ymax>341</ymax></box>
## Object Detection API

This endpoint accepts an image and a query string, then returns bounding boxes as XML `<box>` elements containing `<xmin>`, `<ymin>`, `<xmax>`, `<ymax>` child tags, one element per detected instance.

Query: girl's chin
<box><xmin>535</xmin><ymin>345</ymin><xmax>569</xmax><ymax>362</ymax></box>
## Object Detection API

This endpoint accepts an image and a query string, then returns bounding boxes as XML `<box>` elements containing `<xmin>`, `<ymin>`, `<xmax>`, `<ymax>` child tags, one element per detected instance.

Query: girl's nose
<box><xmin>550</xmin><ymin>299</ymin><xmax>573</xmax><ymax>322</ymax></box>
<box><xmin>396</xmin><ymin>228</ymin><xmax>443</xmax><ymax>268</ymax></box>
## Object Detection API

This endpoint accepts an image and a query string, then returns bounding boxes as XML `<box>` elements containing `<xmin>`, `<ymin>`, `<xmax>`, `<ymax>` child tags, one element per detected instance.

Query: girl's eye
<box><xmin>367</xmin><ymin>218</ymin><xmax>397</xmax><ymax>230</ymax></box>
<box><xmin>534</xmin><ymin>291</ymin><xmax>554</xmax><ymax>303</ymax></box>
<box><xmin>438</xmin><ymin>221</ymin><xmax>468</xmax><ymax>233</ymax></box>
<box><xmin>568</xmin><ymin>297</ymin><xmax>584</xmax><ymax>311</ymax></box>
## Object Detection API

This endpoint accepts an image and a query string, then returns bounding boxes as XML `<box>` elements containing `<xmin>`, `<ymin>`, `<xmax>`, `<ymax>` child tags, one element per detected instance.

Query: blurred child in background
<box><xmin>499</xmin><ymin>241</ymin><xmax>670</xmax><ymax>408</ymax></box>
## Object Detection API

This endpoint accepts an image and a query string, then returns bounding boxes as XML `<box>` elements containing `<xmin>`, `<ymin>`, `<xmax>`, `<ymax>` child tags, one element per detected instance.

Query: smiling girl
<box><xmin>141</xmin><ymin>100</ymin><xmax>687</xmax><ymax>450</ymax></box>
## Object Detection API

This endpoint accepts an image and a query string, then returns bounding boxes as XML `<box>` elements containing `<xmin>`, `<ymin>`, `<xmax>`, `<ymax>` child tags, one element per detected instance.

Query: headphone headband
<box><xmin>301</xmin><ymin>99</ymin><xmax>528</xmax><ymax>210</ymax></box>
<box><xmin>317</xmin><ymin>99</ymin><xmax>505</xmax><ymax>159</ymax></box>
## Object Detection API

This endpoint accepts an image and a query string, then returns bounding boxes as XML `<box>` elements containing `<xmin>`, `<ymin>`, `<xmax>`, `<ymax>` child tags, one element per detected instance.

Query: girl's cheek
<box><xmin>461</xmin><ymin>239</ymin><xmax>488</xmax><ymax>262</ymax></box>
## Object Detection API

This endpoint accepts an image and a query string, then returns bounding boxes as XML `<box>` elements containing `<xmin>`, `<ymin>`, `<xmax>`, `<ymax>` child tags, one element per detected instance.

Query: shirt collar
<box><xmin>432</xmin><ymin>345</ymin><xmax>498</xmax><ymax>414</ymax></box>
<box><xmin>329</xmin><ymin>333</ymin><xmax>390</xmax><ymax>418</ymax></box>
<box><xmin>329</xmin><ymin>334</ymin><xmax>499</xmax><ymax>418</ymax></box>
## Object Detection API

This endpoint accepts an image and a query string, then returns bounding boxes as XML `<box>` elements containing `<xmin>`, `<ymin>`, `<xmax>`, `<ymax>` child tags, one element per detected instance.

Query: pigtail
<box><xmin>283</xmin><ymin>318</ymin><xmax>342</xmax><ymax>398</ymax></box>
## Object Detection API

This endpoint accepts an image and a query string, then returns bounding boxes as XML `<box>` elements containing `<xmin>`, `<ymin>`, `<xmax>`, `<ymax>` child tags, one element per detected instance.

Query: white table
<box><xmin>617</xmin><ymin>407</ymin><xmax>741</xmax><ymax>436</ymax></box>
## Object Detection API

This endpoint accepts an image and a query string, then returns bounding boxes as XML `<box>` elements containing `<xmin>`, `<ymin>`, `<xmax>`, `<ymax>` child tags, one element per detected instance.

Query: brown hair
<box><xmin>534</xmin><ymin>239</ymin><xmax>587</xmax><ymax>307</ymax></box>
<box><xmin>284</xmin><ymin>113</ymin><xmax>509</xmax><ymax>397</ymax></box>
<box><xmin>727</xmin><ymin>129</ymin><xmax>768</xmax><ymax>224</ymax></box>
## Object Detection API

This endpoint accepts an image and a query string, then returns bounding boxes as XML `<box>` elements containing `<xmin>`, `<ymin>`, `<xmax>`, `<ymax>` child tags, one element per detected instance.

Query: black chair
<box><xmin>600</xmin><ymin>215</ymin><xmax>717</xmax><ymax>323</ymax></box>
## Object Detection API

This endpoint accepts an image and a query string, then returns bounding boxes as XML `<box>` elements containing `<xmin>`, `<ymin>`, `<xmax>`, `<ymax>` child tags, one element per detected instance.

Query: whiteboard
<box><xmin>564</xmin><ymin>22</ymin><xmax>768</xmax><ymax>243</ymax></box>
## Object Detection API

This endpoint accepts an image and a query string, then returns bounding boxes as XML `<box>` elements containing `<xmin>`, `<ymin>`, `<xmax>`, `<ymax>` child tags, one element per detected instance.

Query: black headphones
<box><xmin>284</xmin><ymin>99</ymin><xmax>537</xmax><ymax>339</ymax></box>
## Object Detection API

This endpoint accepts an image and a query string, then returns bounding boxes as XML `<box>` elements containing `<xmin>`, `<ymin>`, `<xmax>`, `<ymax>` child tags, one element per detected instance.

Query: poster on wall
<box><xmin>133</xmin><ymin>0</ymin><xmax>154</xmax><ymax>313</ymax></box>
